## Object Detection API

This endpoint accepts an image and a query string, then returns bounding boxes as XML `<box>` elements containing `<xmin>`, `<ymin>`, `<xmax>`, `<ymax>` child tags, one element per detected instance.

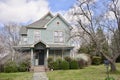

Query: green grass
<box><xmin>0</xmin><ymin>72</ymin><xmax>33</xmax><ymax>80</ymax></box>
<box><xmin>47</xmin><ymin>63</ymin><xmax>120</xmax><ymax>80</ymax></box>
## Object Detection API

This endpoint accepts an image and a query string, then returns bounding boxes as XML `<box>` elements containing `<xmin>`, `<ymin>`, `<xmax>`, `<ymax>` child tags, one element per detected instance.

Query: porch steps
<box><xmin>34</xmin><ymin>66</ymin><xmax>45</xmax><ymax>72</ymax></box>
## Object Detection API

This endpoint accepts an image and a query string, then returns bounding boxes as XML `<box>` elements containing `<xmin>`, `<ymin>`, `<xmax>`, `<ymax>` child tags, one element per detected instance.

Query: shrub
<box><xmin>60</xmin><ymin>60</ymin><xmax>69</xmax><ymax>70</ymax></box>
<box><xmin>77</xmin><ymin>59</ymin><xmax>85</xmax><ymax>69</ymax></box>
<box><xmin>0</xmin><ymin>64</ymin><xmax>4</xmax><ymax>72</ymax></box>
<box><xmin>56</xmin><ymin>57</ymin><xmax>62</xmax><ymax>63</ymax></box>
<box><xmin>48</xmin><ymin>56</ymin><xmax>54</xmax><ymax>63</ymax></box>
<box><xmin>92</xmin><ymin>56</ymin><xmax>102</xmax><ymax>65</ymax></box>
<box><xmin>52</xmin><ymin>61</ymin><xmax>59</xmax><ymax>70</ymax></box>
<box><xmin>75</xmin><ymin>54</ymin><xmax>91</xmax><ymax>66</ymax></box>
<box><xmin>4</xmin><ymin>61</ymin><xmax>18</xmax><ymax>73</ymax></box>
<box><xmin>70</xmin><ymin>60</ymin><xmax>79</xmax><ymax>69</ymax></box>
<box><xmin>48</xmin><ymin>62</ymin><xmax>54</xmax><ymax>70</ymax></box>
<box><xmin>64</xmin><ymin>56</ymin><xmax>72</xmax><ymax>63</ymax></box>
<box><xmin>18</xmin><ymin>60</ymin><xmax>30</xmax><ymax>72</ymax></box>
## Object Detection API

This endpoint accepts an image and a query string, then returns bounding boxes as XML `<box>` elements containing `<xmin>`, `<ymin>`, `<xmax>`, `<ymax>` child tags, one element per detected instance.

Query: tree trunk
<box><xmin>110</xmin><ymin>61</ymin><xmax>117</xmax><ymax>72</ymax></box>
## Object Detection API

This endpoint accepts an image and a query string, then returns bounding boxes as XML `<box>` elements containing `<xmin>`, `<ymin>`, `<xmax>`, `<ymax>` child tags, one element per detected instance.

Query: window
<box><xmin>23</xmin><ymin>37</ymin><xmax>27</xmax><ymax>44</ymax></box>
<box><xmin>54</xmin><ymin>31</ymin><xmax>64</xmax><ymax>43</ymax></box>
<box><xmin>34</xmin><ymin>30</ymin><xmax>40</xmax><ymax>42</ymax></box>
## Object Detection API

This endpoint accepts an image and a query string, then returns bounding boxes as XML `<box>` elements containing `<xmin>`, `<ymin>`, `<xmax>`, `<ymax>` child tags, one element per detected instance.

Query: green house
<box><xmin>16</xmin><ymin>12</ymin><xmax>74</xmax><ymax>71</ymax></box>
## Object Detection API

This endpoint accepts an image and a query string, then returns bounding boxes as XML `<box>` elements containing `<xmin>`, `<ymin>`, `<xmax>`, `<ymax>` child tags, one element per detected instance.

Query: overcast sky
<box><xmin>0</xmin><ymin>0</ymin><xmax>76</xmax><ymax>27</ymax></box>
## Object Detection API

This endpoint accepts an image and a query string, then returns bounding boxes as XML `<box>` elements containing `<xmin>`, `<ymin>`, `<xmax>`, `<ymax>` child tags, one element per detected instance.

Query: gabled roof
<box><xmin>45</xmin><ymin>14</ymin><xmax>72</xmax><ymax>29</ymax></box>
<box><xmin>19</xmin><ymin>12</ymin><xmax>72</xmax><ymax>34</ymax></box>
<box><xmin>26</xmin><ymin>12</ymin><xmax>54</xmax><ymax>29</ymax></box>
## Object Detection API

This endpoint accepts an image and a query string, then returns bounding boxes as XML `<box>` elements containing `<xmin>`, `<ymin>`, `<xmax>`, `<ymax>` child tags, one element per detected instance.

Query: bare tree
<box><xmin>68</xmin><ymin>0</ymin><xmax>120</xmax><ymax>72</ymax></box>
<box><xmin>0</xmin><ymin>23</ymin><xmax>20</xmax><ymax>61</ymax></box>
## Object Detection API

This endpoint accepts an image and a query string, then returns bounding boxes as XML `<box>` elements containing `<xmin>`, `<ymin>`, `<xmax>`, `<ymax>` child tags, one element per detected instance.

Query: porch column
<box><xmin>46</xmin><ymin>48</ymin><xmax>49</xmax><ymax>67</ymax></box>
<box><xmin>46</xmin><ymin>49</ymin><xmax>49</xmax><ymax>59</ymax></box>
<box><xmin>31</xmin><ymin>48</ymin><xmax>34</xmax><ymax>66</ymax></box>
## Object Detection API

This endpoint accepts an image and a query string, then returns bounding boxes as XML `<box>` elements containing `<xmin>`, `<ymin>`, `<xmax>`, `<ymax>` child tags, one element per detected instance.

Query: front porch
<box><xmin>15</xmin><ymin>41</ymin><xmax>74</xmax><ymax>72</ymax></box>
<box><xmin>30</xmin><ymin>41</ymin><xmax>73</xmax><ymax>71</ymax></box>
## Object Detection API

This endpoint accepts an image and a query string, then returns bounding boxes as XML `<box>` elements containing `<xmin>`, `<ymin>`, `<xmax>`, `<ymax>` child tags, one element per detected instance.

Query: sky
<box><xmin>0</xmin><ymin>0</ymin><xmax>76</xmax><ymax>27</ymax></box>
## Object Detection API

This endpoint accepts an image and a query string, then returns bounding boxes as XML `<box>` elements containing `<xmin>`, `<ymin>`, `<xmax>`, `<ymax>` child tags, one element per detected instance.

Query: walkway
<box><xmin>33</xmin><ymin>72</ymin><xmax>48</xmax><ymax>80</ymax></box>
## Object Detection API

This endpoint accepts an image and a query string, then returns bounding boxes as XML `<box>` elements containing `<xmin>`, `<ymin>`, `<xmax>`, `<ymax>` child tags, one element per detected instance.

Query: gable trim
<box><xmin>44</xmin><ymin>14</ymin><xmax>73</xmax><ymax>29</ymax></box>
<box><xmin>31</xmin><ymin>40</ymin><xmax>49</xmax><ymax>47</ymax></box>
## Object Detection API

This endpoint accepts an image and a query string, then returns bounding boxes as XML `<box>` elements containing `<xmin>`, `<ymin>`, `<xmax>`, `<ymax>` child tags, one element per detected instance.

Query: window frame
<box><xmin>54</xmin><ymin>31</ymin><xmax>64</xmax><ymax>43</ymax></box>
<box><xmin>34</xmin><ymin>30</ymin><xmax>41</xmax><ymax>42</ymax></box>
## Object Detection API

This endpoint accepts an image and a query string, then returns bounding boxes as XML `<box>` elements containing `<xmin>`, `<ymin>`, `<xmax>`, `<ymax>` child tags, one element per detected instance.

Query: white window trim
<box><xmin>34</xmin><ymin>30</ymin><xmax>41</xmax><ymax>42</ymax></box>
<box><xmin>54</xmin><ymin>30</ymin><xmax>64</xmax><ymax>43</ymax></box>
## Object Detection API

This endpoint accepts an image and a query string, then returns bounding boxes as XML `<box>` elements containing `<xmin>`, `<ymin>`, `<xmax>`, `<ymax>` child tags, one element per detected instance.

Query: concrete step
<box><xmin>34</xmin><ymin>66</ymin><xmax>45</xmax><ymax>72</ymax></box>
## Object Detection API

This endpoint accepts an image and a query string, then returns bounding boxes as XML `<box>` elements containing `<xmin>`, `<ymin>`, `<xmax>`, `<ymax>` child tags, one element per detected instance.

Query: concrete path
<box><xmin>33</xmin><ymin>72</ymin><xmax>48</xmax><ymax>80</ymax></box>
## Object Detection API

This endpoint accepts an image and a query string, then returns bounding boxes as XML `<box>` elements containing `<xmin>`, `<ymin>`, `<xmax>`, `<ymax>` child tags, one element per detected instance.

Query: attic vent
<box><xmin>57</xmin><ymin>22</ymin><xmax>59</xmax><ymax>24</ymax></box>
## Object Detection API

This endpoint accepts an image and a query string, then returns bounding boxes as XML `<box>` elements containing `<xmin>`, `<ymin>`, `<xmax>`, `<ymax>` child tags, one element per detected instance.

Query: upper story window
<box><xmin>54</xmin><ymin>31</ymin><xmax>64</xmax><ymax>43</ymax></box>
<box><xmin>34</xmin><ymin>30</ymin><xmax>40</xmax><ymax>42</ymax></box>
<box><xmin>21</xmin><ymin>36</ymin><xmax>27</xmax><ymax>44</ymax></box>
<box><xmin>23</xmin><ymin>37</ymin><xmax>27</xmax><ymax>43</ymax></box>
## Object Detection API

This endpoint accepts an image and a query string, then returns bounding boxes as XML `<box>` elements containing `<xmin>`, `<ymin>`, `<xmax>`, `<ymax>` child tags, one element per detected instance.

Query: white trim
<box><xmin>31</xmin><ymin>48</ymin><xmax>34</xmax><ymax>66</ymax></box>
<box><xmin>44</xmin><ymin>14</ymin><xmax>72</xmax><ymax>29</ymax></box>
<box><xmin>46</xmin><ymin>49</ymin><xmax>49</xmax><ymax>59</ymax></box>
<box><xmin>31</xmin><ymin>40</ymin><xmax>49</xmax><ymax>47</ymax></box>
<box><xmin>53</xmin><ymin>30</ymin><xmax>65</xmax><ymax>43</ymax></box>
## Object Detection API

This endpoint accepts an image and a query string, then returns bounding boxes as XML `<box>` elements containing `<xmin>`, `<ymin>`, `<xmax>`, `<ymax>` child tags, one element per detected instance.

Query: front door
<box><xmin>39</xmin><ymin>50</ymin><xmax>44</xmax><ymax>65</ymax></box>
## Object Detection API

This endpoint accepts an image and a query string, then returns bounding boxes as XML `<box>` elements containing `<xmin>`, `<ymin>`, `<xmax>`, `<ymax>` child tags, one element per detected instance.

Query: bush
<box><xmin>48</xmin><ymin>56</ymin><xmax>54</xmax><ymax>63</ymax></box>
<box><xmin>60</xmin><ymin>60</ymin><xmax>69</xmax><ymax>70</ymax></box>
<box><xmin>56</xmin><ymin>58</ymin><xmax>62</xmax><ymax>64</ymax></box>
<box><xmin>70</xmin><ymin>60</ymin><xmax>79</xmax><ymax>69</ymax></box>
<box><xmin>0</xmin><ymin>64</ymin><xmax>4</xmax><ymax>72</ymax></box>
<box><xmin>4</xmin><ymin>61</ymin><xmax>18</xmax><ymax>73</ymax></box>
<box><xmin>92</xmin><ymin>56</ymin><xmax>102</xmax><ymax>65</ymax></box>
<box><xmin>48</xmin><ymin>62</ymin><xmax>54</xmax><ymax>70</ymax></box>
<box><xmin>64</xmin><ymin>56</ymin><xmax>72</xmax><ymax>63</ymax></box>
<box><xmin>78</xmin><ymin>59</ymin><xmax>85</xmax><ymax>69</ymax></box>
<box><xmin>75</xmin><ymin>54</ymin><xmax>91</xmax><ymax>66</ymax></box>
<box><xmin>52</xmin><ymin>61</ymin><xmax>59</xmax><ymax>70</ymax></box>
<box><xmin>18</xmin><ymin>60</ymin><xmax>30</xmax><ymax>72</ymax></box>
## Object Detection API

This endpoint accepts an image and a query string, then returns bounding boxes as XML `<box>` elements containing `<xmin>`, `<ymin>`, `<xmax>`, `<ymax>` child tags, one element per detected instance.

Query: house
<box><xmin>15</xmin><ymin>12</ymin><xmax>74</xmax><ymax>71</ymax></box>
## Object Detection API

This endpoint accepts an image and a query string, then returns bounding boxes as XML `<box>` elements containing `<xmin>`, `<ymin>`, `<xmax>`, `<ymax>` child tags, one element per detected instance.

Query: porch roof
<box><xmin>14</xmin><ymin>44</ymin><xmax>74</xmax><ymax>50</ymax></box>
<box><xmin>47</xmin><ymin>44</ymin><xmax>74</xmax><ymax>49</ymax></box>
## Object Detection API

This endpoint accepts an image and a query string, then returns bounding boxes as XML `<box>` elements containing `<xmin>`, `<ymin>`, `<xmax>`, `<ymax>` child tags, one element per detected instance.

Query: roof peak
<box><xmin>40</xmin><ymin>11</ymin><xmax>54</xmax><ymax>20</ymax></box>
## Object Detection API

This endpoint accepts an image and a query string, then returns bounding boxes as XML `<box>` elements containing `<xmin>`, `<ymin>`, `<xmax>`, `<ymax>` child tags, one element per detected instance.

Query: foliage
<box><xmin>4</xmin><ymin>61</ymin><xmax>18</xmax><ymax>73</ymax></box>
<box><xmin>78</xmin><ymin>44</ymin><xmax>95</xmax><ymax>55</ymax></box>
<box><xmin>60</xmin><ymin>60</ymin><xmax>69</xmax><ymax>70</ymax></box>
<box><xmin>70</xmin><ymin>60</ymin><xmax>79</xmax><ymax>69</ymax></box>
<box><xmin>75</xmin><ymin>54</ymin><xmax>91</xmax><ymax>66</ymax></box>
<box><xmin>48</xmin><ymin>56</ymin><xmax>54</xmax><ymax>63</ymax></box>
<box><xmin>64</xmin><ymin>56</ymin><xmax>72</xmax><ymax>63</ymax></box>
<box><xmin>92</xmin><ymin>56</ymin><xmax>102</xmax><ymax>65</ymax></box>
<box><xmin>105</xmin><ymin>77</ymin><xmax>115</xmax><ymax>80</ymax></box>
<box><xmin>0</xmin><ymin>64</ymin><xmax>4</xmax><ymax>72</ymax></box>
<box><xmin>18</xmin><ymin>59</ymin><xmax>30</xmax><ymax>72</ymax></box>
<box><xmin>77</xmin><ymin>59</ymin><xmax>85</xmax><ymax>69</ymax></box>
<box><xmin>48</xmin><ymin>61</ymin><xmax>59</xmax><ymax>70</ymax></box>
<box><xmin>56</xmin><ymin>58</ymin><xmax>62</xmax><ymax>65</ymax></box>
<box><xmin>116</xmin><ymin>56</ymin><xmax>120</xmax><ymax>62</ymax></box>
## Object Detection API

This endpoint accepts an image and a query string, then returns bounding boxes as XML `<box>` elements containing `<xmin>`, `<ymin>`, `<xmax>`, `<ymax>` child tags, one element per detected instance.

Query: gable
<box><xmin>26</xmin><ymin>12</ymin><xmax>54</xmax><ymax>29</ymax></box>
<box><xmin>45</xmin><ymin>14</ymin><xmax>72</xmax><ymax>30</ymax></box>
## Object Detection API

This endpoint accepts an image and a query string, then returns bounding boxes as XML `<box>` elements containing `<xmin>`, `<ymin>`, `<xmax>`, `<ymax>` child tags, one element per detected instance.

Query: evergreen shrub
<box><xmin>70</xmin><ymin>60</ymin><xmax>79</xmax><ymax>69</ymax></box>
<box><xmin>60</xmin><ymin>60</ymin><xmax>69</xmax><ymax>70</ymax></box>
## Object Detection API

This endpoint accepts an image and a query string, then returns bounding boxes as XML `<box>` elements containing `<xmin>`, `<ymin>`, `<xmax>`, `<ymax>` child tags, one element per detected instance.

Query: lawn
<box><xmin>0</xmin><ymin>72</ymin><xmax>33</xmax><ymax>80</ymax></box>
<box><xmin>47</xmin><ymin>63</ymin><xmax>120</xmax><ymax>80</ymax></box>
